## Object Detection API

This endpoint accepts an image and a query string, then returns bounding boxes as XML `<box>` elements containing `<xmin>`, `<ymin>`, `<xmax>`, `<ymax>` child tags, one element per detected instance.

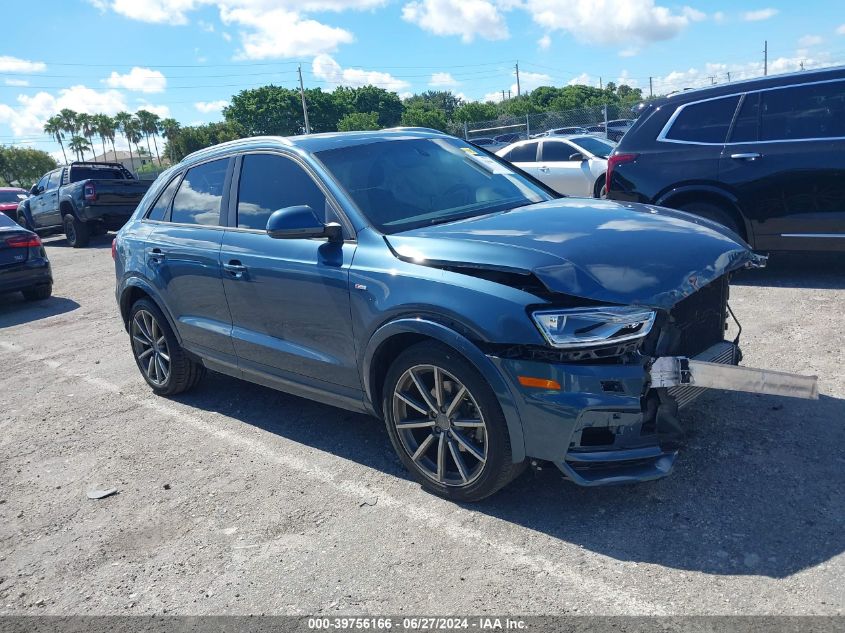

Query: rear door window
<box><xmin>665</xmin><ymin>95</ymin><xmax>740</xmax><ymax>144</ymax></box>
<box><xmin>503</xmin><ymin>142</ymin><xmax>539</xmax><ymax>162</ymax></box>
<box><xmin>729</xmin><ymin>94</ymin><xmax>760</xmax><ymax>143</ymax></box>
<box><xmin>759</xmin><ymin>80</ymin><xmax>845</xmax><ymax>141</ymax></box>
<box><xmin>46</xmin><ymin>171</ymin><xmax>61</xmax><ymax>191</ymax></box>
<box><xmin>170</xmin><ymin>159</ymin><xmax>229</xmax><ymax>226</ymax></box>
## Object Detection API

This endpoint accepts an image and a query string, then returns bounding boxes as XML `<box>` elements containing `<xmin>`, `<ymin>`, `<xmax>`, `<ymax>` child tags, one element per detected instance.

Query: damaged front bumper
<box><xmin>491</xmin><ymin>340</ymin><xmax>818</xmax><ymax>487</ymax></box>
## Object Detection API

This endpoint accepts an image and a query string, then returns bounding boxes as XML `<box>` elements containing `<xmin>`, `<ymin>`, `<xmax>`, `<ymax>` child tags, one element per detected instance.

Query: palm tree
<box><xmin>159</xmin><ymin>118</ymin><xmax>180</xmax><ymax>165</ymax></box>
<box><xmin>136</xmin><ymin>110</ymin><xmax>162</xmax><ymax>168</ymax></box>
<box><xmin>68</xmin><ymin>136</ymin><xmax>91</xmax><ymax>162</ymax></box>
<box><xmin>124</xmin><ymin>118</ymin><xmax>144</xmax><ymax>171</ymax></box>
<box><xmin>44</xmin><ymin>116</ymin><xmax>68</xmax><ymax>164</ymax></box>
<box><xmin>58</xmin><ymin>109</ymin><xmax>79</xmax><ymax>160</ymax></box>
<box><xmin>92</xmin><ymin>114</ymin><xmax>114</xmax><ymax>161</ymax></box>
<box><xmin>114</xmin><ymin>111</ymin><xmax>135</xmax><ymax>171</ymax></box>
<box><xmin>77</xmin><ymin>114</ymin><xmax>97</xmax><ymax>161</ymax></box>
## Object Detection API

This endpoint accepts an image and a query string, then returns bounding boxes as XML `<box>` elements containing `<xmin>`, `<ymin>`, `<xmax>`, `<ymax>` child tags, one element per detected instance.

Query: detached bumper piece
<box><xmin>650</xmin><ymin>354</ymin><xmax>819</xmax><ymax>400</ymax></box>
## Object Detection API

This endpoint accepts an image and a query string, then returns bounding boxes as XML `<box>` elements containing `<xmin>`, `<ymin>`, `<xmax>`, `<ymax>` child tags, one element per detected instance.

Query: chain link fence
<box><xmin>461</xmin><ymin>103</ymin><xmax>640</xmax><ymax>142</ymax></box>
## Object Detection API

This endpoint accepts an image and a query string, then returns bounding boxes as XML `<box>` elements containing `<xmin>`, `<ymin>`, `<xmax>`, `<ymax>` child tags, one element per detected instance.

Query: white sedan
<box><xmin>495</xmin><ymin>135</ymin><xmax>615</xmax><ymax>198</ymax></box>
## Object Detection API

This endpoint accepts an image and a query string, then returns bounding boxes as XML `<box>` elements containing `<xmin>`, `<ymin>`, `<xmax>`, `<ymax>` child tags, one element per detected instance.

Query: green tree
<box><xmin>76</xmin><ymin>114</ymin><xmax>97</xmax><ymax>160</ymax></box>
<box><xmin>43</xmin><ymin>116</ymin><xmax>68</xmax><ymax>164</ymax></box>
<box><xmin>58</xmin><ymin>109</ymin><xmax>79</xmax><ymax>149</ymax></box>
<box><xmin>333</xmin><ymin>86</ymin><xmax>403</xmax><ymax>127</ymax></box>
<box><xmin>404</xmin><ymin>91</ymin><xmax>463</xmax><ymax>118</ymax></box>
<box><xmin>68</xmin><ymin>136</ymin><xmax>91</xmax><ymax>162</ymax></box>
<box><xmin>92</xmin><ymin>114</ymin><xmax>115</xmax><ymax>161</ymax></box>
<box><xmin>0</xmin><ymin>146</ymin><xmax>57</xmax><ymax>188</ymax></box>
<box><xmin>164</xmin><ymin>121</ymin><xmax>244</xmax><ymax>162</ymax></box>
<box><xmin>453</xmin><ymin>101</ymin><xmax>500</xmax><ymax>123</ymax></box>
<box><xmin>159</xmin><ymin>118</ymin><xmax>181</xmax><ymax>164</ymax></box>
<box><xmin>114</xmin><ymin>112</ymin><xmax>137</xmax><ymax>171</ymax></box>
<box><xmin>336</xmin><ymin>111</ymin><xmax>380</xmax><ymax>132</ymax></box>
<box><xmin>224</xmin><ymin>85</ymin><xmax>310</xmax><ymax>136</ymax></box>
<box><xmin>400</xmin><ymin>106</ymin><xmax>448</xmax><ymax>132</ymax></box>
<box><xmin>136</xmin><ymin>109</ymin><xmax>162</xmax><ymax>167</ymax></box>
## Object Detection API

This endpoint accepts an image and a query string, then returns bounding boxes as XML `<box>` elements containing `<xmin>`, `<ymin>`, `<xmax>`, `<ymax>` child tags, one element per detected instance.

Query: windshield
<box><xmin>0</xmin><ymin>191</ymin><xmax>26</xmax><ymax>203</ymax></box>
<box><xmin>570</xmin><ymin>136</ymin><xmax>616</xmax><ymax>158</ymax></box>
<box><xmin>315</xmin><ymin>137</ymin><xmax>552</xmax><ymax>234</ymax></box>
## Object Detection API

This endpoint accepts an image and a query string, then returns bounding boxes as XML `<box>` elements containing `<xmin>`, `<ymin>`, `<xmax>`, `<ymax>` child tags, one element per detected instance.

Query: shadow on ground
<box><xmin>41</xmin><ymin>234</ymin><xmax>115</xmax><ymax>250</ymax></box>
<box><xmin>176</xmin><ymin>368</ymin><xmax>844</xmax><ymax>580</ymax></box>
<box><xmin>733</xmin><ymin>251</ymin><xmax>845</xmax><ymax>289</ymax></box>
<box><xmin>0</xmin><ymin>294</ymin><xmax>80</xmax><ymax>327</ymax></box>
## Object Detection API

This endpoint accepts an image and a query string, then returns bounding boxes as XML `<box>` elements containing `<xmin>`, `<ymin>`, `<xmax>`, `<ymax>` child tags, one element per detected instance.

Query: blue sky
<box><xmin>1</xmin><ymin>0</ymin><xmax>843</xmax><ymax>158</ymax></box>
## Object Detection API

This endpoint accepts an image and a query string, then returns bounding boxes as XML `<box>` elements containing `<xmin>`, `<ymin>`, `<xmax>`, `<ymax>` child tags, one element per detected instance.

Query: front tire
<box><xmin>128</xmin><ymin>298</ymin><xmax>205</xmax><ymax>396</ymax></box>
<box><xmin>16</xmin><ymin>208</ymin><xmax>33</xmax><ymax>230</ymax></box>
<box><xmin>382</xmin><ymin>341</ymin><xmax>523</xmax><ymax>502</ymax></box>
<box><xmin>63</xmin><ymin>214</ymin><xmax>90</xmax><ymax>248</ymax></box>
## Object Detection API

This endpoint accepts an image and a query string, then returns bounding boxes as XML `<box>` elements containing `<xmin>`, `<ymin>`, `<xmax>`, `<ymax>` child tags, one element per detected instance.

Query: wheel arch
<box><xmin>59</xmin><ymin>198</ymin><xmax>77</xmax><ymax>218</ymax></box>
<box><xmin>363</xmin><ymin>318</ymin><xmax>526</xmax><ymax>463</ymax></box>
<box><xmin>119</xmin><ymin>278</ymin><xmax>182</xmax><ymax>344</ymax></box>
<box><xmin>655</xmin><ymin>185</ymin><xmax>752</xmax><ymax>243</ymax></box>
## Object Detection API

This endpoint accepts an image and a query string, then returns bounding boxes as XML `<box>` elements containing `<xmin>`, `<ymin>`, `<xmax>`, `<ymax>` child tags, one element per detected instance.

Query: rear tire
<box><xmin>63</xmin><ymin>214</ymin><xmax>90</xmax><ymax>248</ymax></box>
<box><xmin>128</xmin><ymin>298</ymin><xmax>206</xmax><ymax>396</ymax></box>
<box><xmin>382</xmin><ymin>341</ymin><xmax>524</xmax><ymax>502</ymax></box>
<box><xmin>677</xmin><ymin>201</ymin><xmax>742</xmax><ymax>237</ymax></box>
<box><xmin>22</xmin><ymin>284</ymin><xmax>52</xmax><ymax>301</ymax></box>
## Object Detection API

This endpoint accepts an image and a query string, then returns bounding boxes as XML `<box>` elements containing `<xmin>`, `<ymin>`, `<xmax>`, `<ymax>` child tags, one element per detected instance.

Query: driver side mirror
<box><xmin>569</xmin><ymin>152</ymin><xmax>587</xmax><ymax>162</ymax></box>
<box><xmin>266</xmin><ymin>205</ymin><xmax>342</xmax><ymax>243</ymax></box>
<box><xmin>29</xmin><ymin>185</ymin><xmax>40</xmax><ymax>196</ymax></box>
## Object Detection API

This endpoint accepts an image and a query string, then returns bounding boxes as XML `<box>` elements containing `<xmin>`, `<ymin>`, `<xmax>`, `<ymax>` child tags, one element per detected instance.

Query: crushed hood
<box><xmin>384</xmin><ymin>198</ymin><xmax>764</xmax><ymax>309</ymax></box>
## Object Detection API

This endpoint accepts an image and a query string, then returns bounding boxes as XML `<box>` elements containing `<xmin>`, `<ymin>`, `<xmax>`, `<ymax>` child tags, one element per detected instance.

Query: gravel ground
<box><xmin>0</xmin><ymin>235</ymin><xmax>842</xmax><ymax>616</ymax></box>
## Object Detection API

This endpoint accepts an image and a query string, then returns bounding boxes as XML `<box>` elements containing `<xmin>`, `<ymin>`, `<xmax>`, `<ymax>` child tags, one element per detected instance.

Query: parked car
<box><xmin>547</xmin><ymin>126</ymin><xmax>591</xmax><ymax>136</ymax></box>
<box><xmin>0</xmin><ymin>187</ymin><xmax>28</xmax><ymax>220</ymax></box>
<box><xmin>607</xmin><ymin>66</ymin><xmax>845</xmax><ymax>251</ymax></box>
<box><xmin>17</xmin><ymin>161</ymin><xmax>151</xmax><ymax>248</ymax></box>
<box><xmin>605</xmin><ymin>119</ymin><xmax>635</xmax><ymax>141</ymax></box>
<box><xmin>0</xmin><ymin>212</ymin><xmax>52</xmax><ymax>300</ymax></box>
<box><xmin>493</xmin><ymin>132</ymin><xmax>524</xmax><ymax>144</ymax></box>
<box><xmin>114</xmin><ymin>129</ymin><xmax>804</xmax><ymax>502</ymax></box>
<box><xmin>496</xmin><ymin>135</ymin><xmax>616</xmax><ymax>197</ymax></box>
<box><xmin>469</xmin><ymin>137</ymin><xmax>506</xmax><ymax>151</ymax></box>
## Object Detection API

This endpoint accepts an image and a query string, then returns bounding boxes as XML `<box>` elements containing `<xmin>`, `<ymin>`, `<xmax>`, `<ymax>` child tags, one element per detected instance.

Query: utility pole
<box><xmin>599</xmin><ymin>76</ymin><xmax>603</xmax><ymax>90</ymax></box>
<box><xmin>649</xmin><ymin>76</ymin><xmax>653</xmax><ymax>98</ymax></box>
<box><xmin>763</xmin><ymin>40</ymin><xmax>768</xmax><ymax>76</ymax></box>
<box><xmin>298</xmin><ymin>65</ymin><xmax>311</xmax><ymax>135</ymax></box>
<box><xmin>515</xmin><ymin>61</ymin><xmax>521</xmax><ymax>96</ymax></box>
<box><xmin>501</xmin><ymin>89</ymin><xmax>506</xmax><ymax>102</ymax></box>
<box><xmin>708</xmin><ymin>75</ymin><xmax>717</xmax><ymax>85</ymax></box>
<box><xmin>800</xmin><ymin>60</ymin><xmax>805</xmax><ymax>71</ymax></box>
<box><xmin>727</xmin><ymin>71</ymin><xmax>731</xmax><ymax>82</ymax></box>
<box><xmin>507</xmin><ymin>89</ymin><xmax>511</xmax><ymax>99</ymax></box>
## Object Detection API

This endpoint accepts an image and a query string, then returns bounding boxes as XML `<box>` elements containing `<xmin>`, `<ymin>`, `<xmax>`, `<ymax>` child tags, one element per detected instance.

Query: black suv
<box><xmin>607</xmin><ymin>66</ymin><xmax>845</xmax><ymax>251</ymax></box>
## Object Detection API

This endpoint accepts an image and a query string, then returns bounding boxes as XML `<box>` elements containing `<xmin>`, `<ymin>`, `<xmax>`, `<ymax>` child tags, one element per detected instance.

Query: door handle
<box><xmin>148</xmin><ymin>248</ymin><xmax>165</xmax><ymax>265</ymax></box>
<box><xmin>538</xmin><ymin>166</ymin><xmax>550</xmax><ymax>173</ymax></box>
<box><xmin>223</xmin><ymin>261</ymin><xmax>247</xmax><ymax>279</ymax></box>
<box><xmin>730</xmin><ymin>152</ymin><xmax>761</xmax><ymax>160</ymax></box>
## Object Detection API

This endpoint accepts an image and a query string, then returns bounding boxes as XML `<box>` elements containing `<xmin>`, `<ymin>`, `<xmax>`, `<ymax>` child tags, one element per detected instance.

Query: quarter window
<box><xmin>665</xmin><ymin>95</ymin><xmax>740</xmax><ymax>144</ymax></box>
<box><xmin>760</xmin><ymin>80</ymin><xmax>845</xmax><ymax>141</ymax></box>
<box><xmin>503</xmin><ymin>142</ymin><xmax>538</xmax><ymax>162</ymax></box>
<box><xmin>236</xmin><ymin>154</ymin><xmax>329</xmax><ymax>231</ymax></box>
<box><xmin>170</xmin><ymin>159</ymin><xmax>228</xmax><ymax>226</ymax></box>
<box><xmin>146</xmin><ymin>175</ymin><xmax>181</xmax><ymax>221</ymax></box>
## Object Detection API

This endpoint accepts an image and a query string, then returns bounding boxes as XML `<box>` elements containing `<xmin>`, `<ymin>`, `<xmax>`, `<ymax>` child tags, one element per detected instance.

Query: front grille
<box><xmin>668</xmin><ymin>276</ymin><xmax>729</xmax><ymax>357</ymax></box>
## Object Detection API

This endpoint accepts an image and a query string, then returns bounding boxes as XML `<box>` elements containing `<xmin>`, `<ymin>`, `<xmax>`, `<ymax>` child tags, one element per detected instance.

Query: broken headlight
<box><xmin>532</xmin><ymin>307</ymin><xmax>656</xmax><ymax>349</ymax></box>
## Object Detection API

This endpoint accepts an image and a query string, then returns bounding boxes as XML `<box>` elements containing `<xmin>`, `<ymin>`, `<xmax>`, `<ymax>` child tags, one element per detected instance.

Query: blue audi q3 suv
<box><xmin>114</xmin><ymin>128</ymin><xmax>769</xmax><ymax>501</ymax></box>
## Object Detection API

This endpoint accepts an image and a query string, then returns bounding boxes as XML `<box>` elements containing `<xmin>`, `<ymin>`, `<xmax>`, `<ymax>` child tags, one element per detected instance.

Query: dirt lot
<box><xmin>0</xmin><ymin>234</ymin><xmax>843</xmax><ymax>616</ymax></box>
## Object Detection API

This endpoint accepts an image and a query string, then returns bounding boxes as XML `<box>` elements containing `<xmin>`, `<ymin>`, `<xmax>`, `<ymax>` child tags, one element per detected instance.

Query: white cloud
<box><xmin>522</xmin><ymin>0</ymin><xmax>697</xmax><ymax>46</ymax></box>
<box><xmin>681</xmin><ymin>6</ymin><xmax>706</xmax><ymax>21</ymax></box>
<box><xmin>429</xmin><ymin>72</ymin><xmax>459</xmax><ymax>87</ymax></box>
<box><xmin>312</xmin><ymin>55</ymin><xmax>411</xmax><ymax>92</ymax></box>
<box><xmin>838</xmin><ymin>24</ymin><xmax>845</xmax><ymax>35</ymax></box>
<box><xmin>537</xmin><ymin>34</ymin><xmax>551</xmax><ymax>49</ymax></box>
<box><xmin>743</xmin><ymin>8</ymin><xmax>778</xmax><ymax>21</ymax></box>
<box><xmin>0</xmin><ymin>86</ymin><xmax>128</xmax><ymax>137</ymax></box>
<box><xmin>0</xmin><ymin>55</ymin><xmax>46</xmax><ymax>73</ymax></box>
<box><xmin>221</xmin><ymin>7</ymin><xmax>353</xmax><ymax>59</ymax></box>
<box><xmin>105</xmin><ymin>0</ymin><xmax>200</xmax><ymax>24</ymax></box>
<box><xmin>105</xmin><ymin>67</ymin><xmax>167</xmax><ymax>93</ymax></box>
<box><xmin>136</xmin><ymin>102</ymin><xmax>171</xmax><ymax>118</ymax></box>
<box><xmin>798</xmin><ymin>35</ymin><xmax>823</xmax><ymax>47</ymax></box>
<box><xmin>195</xmin><ymin>100</ymin><xmax>229</xmax><ymax>113</ymax></box>
<box><xmin>514</xmin><ymin>70</ymin><xmax>551</xmax><ymax>94</ymax></box>
<box><xmin>619</xmin><ymin>47</ymin><xmax>639</xmax><ymax>57</ymax></box>
<box><xmin>4</xmin><ymin>79</ymin><xmax>30</xmax><ymax>87</ymax></box>
<box><xmin>567</xmin><ymin>72</ymin><xmax>593</xmax><ymax>86</ymax></box>
<box><xmin>402</xmin><ymin>0</ymin><xmax>509</xmax><ymax>42</ymax></box>
<box><xmin>222</xmin><ymin>31</ymin><xmax>232</xmax><ymax>41</ymax></box>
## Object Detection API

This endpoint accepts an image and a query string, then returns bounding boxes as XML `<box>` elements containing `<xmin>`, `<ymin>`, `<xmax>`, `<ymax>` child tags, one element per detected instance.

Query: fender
<box><xmin>119</xmin><ymin>275</ymin><xmax>183</xmax><ymax>345</ymax></box>
<box><xmin>363</xmin><ymin>318</ymin><xmax>526</xmax><ymax>463</ymax></box>
<box><xmin>59</xmin><ymin>194</ymin><xmax>80</xmax><ymax>219</ymax></box>
<box><xmin>654</xmin><ymin>183</ymin><xmax>754</xmax><ymax>241</ymax></box>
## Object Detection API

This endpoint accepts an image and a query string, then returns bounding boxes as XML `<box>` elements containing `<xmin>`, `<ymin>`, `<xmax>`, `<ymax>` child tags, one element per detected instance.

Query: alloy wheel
<box><xmin>392</xmin><ymin>364</ymin><xmax>488</xmax><ymax>487</ymax></box>
<box><xmin>131</xmin><ymin>309</ymin><xmax>171</xmax><ymax>386</ymax></box>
